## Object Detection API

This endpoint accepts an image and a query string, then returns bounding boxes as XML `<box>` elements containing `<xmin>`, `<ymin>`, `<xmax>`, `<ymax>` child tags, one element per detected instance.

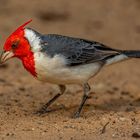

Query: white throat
<box><xmin>24</xmin><ymin>28</ymin><xmax>41</xmax><ymax>52</ymax></box>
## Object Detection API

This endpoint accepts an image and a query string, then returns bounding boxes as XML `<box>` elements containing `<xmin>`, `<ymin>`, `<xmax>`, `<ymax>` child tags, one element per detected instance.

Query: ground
<box><xmin>0</xmin><ymin>0</ymin><xmax>140</xmax><ymax>139</ymax></box>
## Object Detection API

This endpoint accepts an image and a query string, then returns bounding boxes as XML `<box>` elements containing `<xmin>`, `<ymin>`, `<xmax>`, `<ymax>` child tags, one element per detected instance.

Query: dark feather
<box><xmin>40</xmin><ymin>34</ymin><xmax>120</xmax><ymax>66</ymax></box>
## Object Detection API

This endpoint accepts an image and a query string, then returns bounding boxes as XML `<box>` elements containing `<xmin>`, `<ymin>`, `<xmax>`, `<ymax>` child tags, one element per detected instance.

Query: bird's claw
<box><xmin>34</xmin><ymin>107</ymin><xmax>51</xmax><ymax>116</ymax></box>
<box><xmin>72</xmin><ymin>111</ymin><xmax>81</xmax><ymax>119</ymax></box>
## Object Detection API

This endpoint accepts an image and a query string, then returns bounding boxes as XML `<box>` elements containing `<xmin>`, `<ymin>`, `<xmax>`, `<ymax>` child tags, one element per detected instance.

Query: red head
<box><xmin>1</xmin><ymin>20</ymin><xmax>32</xmax><ymax>62</ymax></box>
<box><xmin>0</xmin><ymin>20</ymin><xmax>37</xmax><ymax>76</ymax></box>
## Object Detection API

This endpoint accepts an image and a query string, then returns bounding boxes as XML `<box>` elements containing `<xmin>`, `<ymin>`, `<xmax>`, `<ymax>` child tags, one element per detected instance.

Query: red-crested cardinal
<box><xmin>1</xmin><ymin>20</ymin><xmax>140</xmax><ymax>118</ymax></box>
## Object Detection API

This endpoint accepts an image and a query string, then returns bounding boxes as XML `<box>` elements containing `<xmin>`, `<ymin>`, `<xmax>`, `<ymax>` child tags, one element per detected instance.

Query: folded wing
<box><xmin>40</xmin><ymin>34</ymin><xmax>121</xmax><ymax>66</ymax></box>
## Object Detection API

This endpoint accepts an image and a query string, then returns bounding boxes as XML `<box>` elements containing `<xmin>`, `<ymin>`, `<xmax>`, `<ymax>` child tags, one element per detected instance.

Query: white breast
<box><xmin>34</xmin><ymin>52</ymin><xmax>102</xmax><ymax>85</ymax></box>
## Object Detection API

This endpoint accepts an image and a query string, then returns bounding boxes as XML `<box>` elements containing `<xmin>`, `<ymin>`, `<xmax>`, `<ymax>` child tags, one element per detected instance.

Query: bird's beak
<box><xmin>0</xmin><ymin>51</ymin><xmax>14</xmax><ymax>64</ymax></box>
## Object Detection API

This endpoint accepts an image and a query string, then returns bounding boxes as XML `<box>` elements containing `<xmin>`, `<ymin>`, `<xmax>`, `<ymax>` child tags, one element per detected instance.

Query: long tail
<box><xmin>122</xmin><ymin>50</ymin><xmax>140</xmax><ymax>58</ymax></box>
<box><xmin>105</xmin><ymin>50</ymin><xmax>140</xmax><ymax>66</ymax></box>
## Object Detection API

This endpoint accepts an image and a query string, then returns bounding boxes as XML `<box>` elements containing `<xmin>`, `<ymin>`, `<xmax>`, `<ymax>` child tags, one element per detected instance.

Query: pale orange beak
<box><xmin>0</xmin><ymin>51</ymin><xmax>14</xmax><ymax>64</ymax></box>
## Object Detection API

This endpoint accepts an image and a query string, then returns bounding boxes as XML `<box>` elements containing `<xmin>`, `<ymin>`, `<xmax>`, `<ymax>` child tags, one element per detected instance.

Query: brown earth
<box><xmin>1</xmin><ymin>0</ymin><xmax>140</xmax><ymax>139</ymax></box>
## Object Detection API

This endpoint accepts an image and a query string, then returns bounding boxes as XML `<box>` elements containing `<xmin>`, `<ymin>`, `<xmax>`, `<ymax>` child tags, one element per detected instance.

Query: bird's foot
<box><xmin>72</xmin><ymin>111</ymin><xmax>81</xmax><ymax>119</ymax></box>
<box><xmin>34</xmin><ymin>106</ymin><xmax>51</xmax><ymax>116</ymax></box>
<box><xmin>34</xmin><ymin>104</ymin><xmax>66</xmax><ymax>116</ymax></box>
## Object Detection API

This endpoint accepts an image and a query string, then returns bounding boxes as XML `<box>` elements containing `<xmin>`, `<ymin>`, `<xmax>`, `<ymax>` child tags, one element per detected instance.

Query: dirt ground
<box><xmin>1</xmin><ymin>0</ymin><xmax>140</xmax><ymax>139</ymax></box>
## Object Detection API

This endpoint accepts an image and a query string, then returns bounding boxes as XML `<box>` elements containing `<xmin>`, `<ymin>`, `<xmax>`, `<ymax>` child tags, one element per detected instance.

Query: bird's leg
<box><xmin>73</xmin><ymin>83</ymin><xmax>90</xmax><ymax>118</ymax></box>
<box><xmin>36</xmin><ymin>85</ymin><xmax>66</xmax><ymax>114</ymax></box>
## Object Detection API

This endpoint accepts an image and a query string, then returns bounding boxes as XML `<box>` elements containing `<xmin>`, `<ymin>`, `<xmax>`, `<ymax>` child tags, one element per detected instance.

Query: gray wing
<box><xmin>40</xmin><ymin>34</ymin><xmax>120</xmax><ymax>66</ymax></box>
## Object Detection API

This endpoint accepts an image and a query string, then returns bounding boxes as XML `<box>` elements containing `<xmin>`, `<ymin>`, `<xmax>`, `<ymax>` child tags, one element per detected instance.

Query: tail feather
<box><xmin>105</xmin><ymin>50</ymin><xmax>140</xmax><ymax>66</ymax></box>
<box><xmin>122</xmin><ymin>50</ymin><xmax>140</xmax><ymax>58</ymax></box>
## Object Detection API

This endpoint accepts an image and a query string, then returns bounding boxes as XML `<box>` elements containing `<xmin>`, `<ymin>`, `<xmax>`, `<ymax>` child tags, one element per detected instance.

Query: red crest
<box><xmin>11</xmin><ymin>19</ymin><xmax>32</xmax><ymax>36</ymax></box>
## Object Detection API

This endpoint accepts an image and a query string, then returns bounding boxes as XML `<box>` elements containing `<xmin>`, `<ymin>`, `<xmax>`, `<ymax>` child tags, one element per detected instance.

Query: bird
<box><xmin>1</xmin><ymin>20</ymin><xmax>140</xmax><ymax>118</ymax></box>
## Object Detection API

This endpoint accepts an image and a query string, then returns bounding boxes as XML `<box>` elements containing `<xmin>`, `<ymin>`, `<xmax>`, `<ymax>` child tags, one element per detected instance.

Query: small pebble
<box><xmin>132</xmin><ymin>132</ymin><xmax>140</xmax><ymax>138</ymax></box>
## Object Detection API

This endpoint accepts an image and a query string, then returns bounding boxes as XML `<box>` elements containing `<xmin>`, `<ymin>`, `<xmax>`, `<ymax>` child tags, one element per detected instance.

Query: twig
<box><xmin>101</xmin><ymin>122</ymin><xmax>109</xmax><ymax>134</ymax></box>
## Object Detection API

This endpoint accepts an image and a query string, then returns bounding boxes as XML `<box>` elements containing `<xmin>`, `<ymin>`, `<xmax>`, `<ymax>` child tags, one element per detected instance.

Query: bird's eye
<box><xmin>12</xmin><ymin>44</ymin><xmax>17</xmax><ymax>48</ymax></box>
<box><xmin>11</xmin><ymin>41</ymin><xmax>20</xmax><ymax>49</ymax></box>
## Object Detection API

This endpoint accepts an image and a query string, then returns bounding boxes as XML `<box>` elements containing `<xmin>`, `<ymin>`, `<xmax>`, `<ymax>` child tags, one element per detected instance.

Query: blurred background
<box><xmin>1</xmin><ymin>0</ymin><xmax>140</xmax><ymax>50</ymax></box>
<box><xmin>0</xmin><ymin>0</ymin><xmax>140</xmax><ymax>139</ymax></box>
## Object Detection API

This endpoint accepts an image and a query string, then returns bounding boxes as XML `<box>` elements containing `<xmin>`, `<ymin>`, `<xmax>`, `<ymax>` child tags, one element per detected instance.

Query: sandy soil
<box><xmin>1</xmin><ymin>0</ymin><xmax>140</xmax><ymax>139</ymax></box>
